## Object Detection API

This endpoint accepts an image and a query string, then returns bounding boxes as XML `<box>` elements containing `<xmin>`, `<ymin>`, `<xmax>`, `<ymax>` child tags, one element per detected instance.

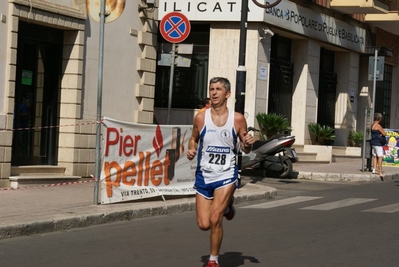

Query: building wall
<box><xmin>255</xmin><ymin>24</ymin><xmax>272</xmax><ymax>130</ymax></box>
<box><xmin>208</xmin><ymin>22</ymin><xmax>241</xmax><ymax>113</ymax></box>
<box><xmin>0</xmin><ymin>1</ymin><xmax>154</xmax><ymax>184</ymax></box>
<box><xmin>208</xmin><ymin>22</ymin><xmax>261</xmax><ymax>128</ymax></box>
<box><xmin>0</xmin><ymin>1</ymin><xmax>10</xmax><ymax>183</ymax></box>
<box><xmin>1</xmin><ymin>0</ymin><xmax>397</xmax><ymax>185</ymax></box>
<box><xmin>356</xmin><ymin>28</ymin><xmax>399</xmax><ymax>133</ymax></box>
<box><xmin>376</xmin><ymin>28</ymin><xmax>399</xmax><ymax>130</ymax></box>
<box><xmin>357</xmin><ymin>56</ymin><xmax>372</xmax><ymax>135</ymax></box>
<box><xmin>291</xmin><ymin>39</ymin><xmax>320</xmax><ymax>145</ymax></box>
<box><xmin>83</xmin><ymin>2</ymin><xmax>156</xmax><ymax>123</ymax></box>
<box><xmin>0</xmin><ymin>1</ymin><xmax>7</xmax><ymax>115</ymax></box>
<box><xmin>334</xmin><ymin>51</ymin><xmax>359</xmax><ymax>146</ymax></box>
<box><xmin>0</xmin><ymin>1</ymin><xmax>87</xmax><ymax>182</ymax></box>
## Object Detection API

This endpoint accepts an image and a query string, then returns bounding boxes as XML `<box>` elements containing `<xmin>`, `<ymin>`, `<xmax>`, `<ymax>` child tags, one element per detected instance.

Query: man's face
<box><xmin>209</xmin><ymin>82</ymin><xmax>230</xmax><ymax>105</ymax></box>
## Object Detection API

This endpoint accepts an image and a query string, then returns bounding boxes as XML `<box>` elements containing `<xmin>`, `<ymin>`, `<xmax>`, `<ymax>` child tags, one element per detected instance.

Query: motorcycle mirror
<box><xmin>244</xmin><ymin>112</ymin><xmax>249</xmax><ymax>119</ymax></box>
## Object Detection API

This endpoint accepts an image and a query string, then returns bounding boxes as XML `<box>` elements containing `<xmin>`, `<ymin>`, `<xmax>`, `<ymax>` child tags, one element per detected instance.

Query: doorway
<box><xmin>269</xmin><ymin>34</ymin><xmax>294</xmax><ymax>124</ymax></box>
<box><xmin>317</xmin><ymin>48</ymin><xmax>337</xmax><ymax>129</ymax></box>
<box><xmin>12</xmin><ymin>21</ymin><xmax>63</xmax><ymax>166</ymax></box>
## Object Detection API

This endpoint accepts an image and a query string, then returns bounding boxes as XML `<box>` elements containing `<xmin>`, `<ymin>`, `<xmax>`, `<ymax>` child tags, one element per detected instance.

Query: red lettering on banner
<box><xmin>105</xmin><ymin>127</ymin><xmax>141</xmax><ymax>157</ymax></box>
<box><xmin>103</xmin><ymin>150</ymin><xmax>172</xmax><ymax>197</ymax></box>
<box><xmin>151</xmin><ymin>160</ymin><xmax>163</xmax><ymax>186</ymax></box>
<box><xmin>122</xmin><ymin>161</ymin><xmax>136</xmax><ymax>186</ymax></box>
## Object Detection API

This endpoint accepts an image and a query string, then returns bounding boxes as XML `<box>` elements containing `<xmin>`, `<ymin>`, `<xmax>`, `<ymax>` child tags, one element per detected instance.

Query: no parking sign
<box><xmin>159</xmin><ymin>12</ymin><xmax>191</xmax><ymax>43</ymax></box>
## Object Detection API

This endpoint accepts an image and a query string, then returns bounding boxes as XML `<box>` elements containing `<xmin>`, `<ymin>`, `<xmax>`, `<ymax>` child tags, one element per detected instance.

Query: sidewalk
<box><xmin>1</xmin><ymin>158</ymin><xmax>398</xmax><ymax>240</ymax></box>
<box><xmin>294</xmin><ymin>158</ymin><xmax>399</xmax><ymax>182</ymax></box>
<box><xmin>0</xmin><ymin>177</ymin><xmax>276</xmax><ymax>240</ymax></box>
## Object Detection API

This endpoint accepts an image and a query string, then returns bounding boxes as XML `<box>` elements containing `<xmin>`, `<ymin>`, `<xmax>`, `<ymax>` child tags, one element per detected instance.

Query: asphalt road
<box><xmin>1</xmin><ymin>179</ymin><xmax>398</xmax><ymax>267</ymax></box>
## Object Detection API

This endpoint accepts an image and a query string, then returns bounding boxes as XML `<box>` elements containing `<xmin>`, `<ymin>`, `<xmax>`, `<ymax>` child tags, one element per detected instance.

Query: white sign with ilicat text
<box><xmin>159</xmin><ymin>0</ymin><xmax>265</xmax><ymax>21</ymax></box>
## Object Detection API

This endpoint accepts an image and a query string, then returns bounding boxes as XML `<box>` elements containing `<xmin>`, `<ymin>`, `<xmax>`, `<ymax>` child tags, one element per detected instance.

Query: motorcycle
<box><xmin>241</xmin><ymin>126</ymin><xmax>299</xmax><ymax>178</ymax></box>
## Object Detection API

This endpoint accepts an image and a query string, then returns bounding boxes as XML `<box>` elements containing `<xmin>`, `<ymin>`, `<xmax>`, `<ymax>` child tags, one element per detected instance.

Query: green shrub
<box><xmin>256</xmin><ymin>113</ymin><xmax>292</xmax><ymax>140</ymax></box>
<box><xmin>308</xmin><ymin>123</ymin><xmax>336</xmax><ymax>145</ymax></box>
<box><xmin>348</xmin><ymin>130</ymin><xmax>364</xmax><ymax>147</ymax></box>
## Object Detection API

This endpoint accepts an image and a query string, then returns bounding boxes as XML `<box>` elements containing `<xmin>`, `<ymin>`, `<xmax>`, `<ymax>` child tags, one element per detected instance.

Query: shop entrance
<box><xmin>317</xmin><ymin>48</ymin><xmax>337</xmax><ymax>129</ymax></box>
<box><xmin>269</xmin><ymin>35</ymin><xmax>294</xmax><ymax>124</ymax></box>
<box><xmin>12</xmin><ymin>22</ymin><xmax>63</xmax><ymax>166</ymax></box>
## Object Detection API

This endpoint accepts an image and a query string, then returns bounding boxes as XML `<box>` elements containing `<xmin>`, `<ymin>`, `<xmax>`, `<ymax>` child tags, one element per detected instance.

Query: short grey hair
<box><xmin>209</xmin><ymin>77</ymin><xmax>231</xmax><ymax>91</ymax></box>
<box><xmin>374</xmin><ymin>112</ymin><xmax>382</xmax><ymax>121</ymax></box>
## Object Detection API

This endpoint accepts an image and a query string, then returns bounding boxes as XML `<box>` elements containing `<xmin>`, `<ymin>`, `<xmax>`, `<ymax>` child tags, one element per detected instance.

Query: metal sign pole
<box><xmin>235</xmin><ymin>0</ymin><xmax>248</xmax><ymax>115</ymax></box>
<box><xmin>361</xmin><ymin>107</ymin><xmax>368</xmax><ymax>171</ymax></box>
<box><xmin>94</xmin><ymin>0</ymin><xmax>106</xmax><ymax>205</ymax></box>
<box><xmin>167</xmin><ymin>43</ymin><xmax>176</xmax><ymax>125</ymax></box>
<box><xmin>370</xmin><ymin>49</ymin><xmax>378</xmax><ymax>126</ymax></box>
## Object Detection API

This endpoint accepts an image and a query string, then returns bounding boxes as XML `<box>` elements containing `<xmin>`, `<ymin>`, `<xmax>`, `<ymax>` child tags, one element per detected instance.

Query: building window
<box><xmin>317</xmin><ymin>48</ymin><xmax>337</xmax><ymax>129</ymax></box>
<box><xmin>375</xmin><ymin>64</ymin><xmax>392</xmax><ymax>128</ymax></box>
<box><xmin>155</xmin><ymin>24</ymin><xmax>210</xmax><ymax>109</ymax></box>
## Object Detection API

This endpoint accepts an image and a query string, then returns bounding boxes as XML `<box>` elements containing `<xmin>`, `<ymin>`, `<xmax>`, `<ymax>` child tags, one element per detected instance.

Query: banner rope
<box><xmin>6</xmin><ymin>119</ymin><xmax>103</xmax><ymax>132</ymax></box>
<box><xmin>0</xmin><ymin>177</ymin><xmax>95</xmax><ymax>191</ymax></box>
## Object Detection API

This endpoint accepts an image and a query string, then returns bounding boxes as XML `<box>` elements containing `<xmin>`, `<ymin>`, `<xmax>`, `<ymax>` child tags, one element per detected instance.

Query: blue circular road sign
<box><xmin>160</xmin><ymin>12</ymin><xmax>191</xmax><ymax>43</ymax></box>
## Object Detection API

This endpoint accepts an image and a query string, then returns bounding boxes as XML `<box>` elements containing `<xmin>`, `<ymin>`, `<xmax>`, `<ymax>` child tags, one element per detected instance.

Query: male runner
<box><xmin>186</xmin><ymin>77</ymin><xmax>254</xmax><ymax>267</ymax></box>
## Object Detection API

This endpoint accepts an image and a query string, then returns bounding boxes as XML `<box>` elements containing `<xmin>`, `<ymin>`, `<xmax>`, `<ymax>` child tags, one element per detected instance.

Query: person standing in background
<box><xmin>198</xmin><ymin>97</ymin><xmax>211</xmax><ymax>113</ymax></box>
<box><xmin>370</xmin><ymin>112</ymin><xmax>386</xmax><ymax>179</ymax></box>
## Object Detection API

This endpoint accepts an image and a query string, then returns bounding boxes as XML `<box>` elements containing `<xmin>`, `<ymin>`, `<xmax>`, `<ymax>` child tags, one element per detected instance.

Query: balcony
<box><xmin>365</xmin><ymin>11</ymin><xmax>399</xmax><ymax>35</ymax></box>
<box><xmin>330</xmin><ymin>0</ymin><xmax>389</xmax><ymax>14</ymax></box>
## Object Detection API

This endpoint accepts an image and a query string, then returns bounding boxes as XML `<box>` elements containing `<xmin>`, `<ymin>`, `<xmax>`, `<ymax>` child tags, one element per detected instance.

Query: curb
<box><xmin>0</xmin><ymin>184</ymin><xmax>277</xmax><ymax>240</ymax></box>
<box><xmin>0</xmin><ymin>202</ymin><xmax>196</xmax><ymax>240</ymax></box>
<box><xmin>297</xmin><ymin>171</ymin><xmax>399</xmax><ymax>182</ymax></box>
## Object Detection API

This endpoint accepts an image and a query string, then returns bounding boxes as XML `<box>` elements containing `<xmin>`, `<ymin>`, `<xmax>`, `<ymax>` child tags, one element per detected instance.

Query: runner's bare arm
<box><xmin>187</xmin><ymin>113</ymin><xmax>203</xmax><ymax>160</ymax></box>
<box><xmin>235</xmin><ymin>112</ymin><xmax>254</xmax><ymax>154</ymax></box>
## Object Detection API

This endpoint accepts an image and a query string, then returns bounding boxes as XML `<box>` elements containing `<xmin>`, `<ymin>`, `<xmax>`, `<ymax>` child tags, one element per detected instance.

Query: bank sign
<box><xmin>264</xmin><ymin>0</ymin><xmax>366</xmax><ymax>53</ymax></box>
<box><xmin>159</xmin><ymin>0</ymin><xmax>366</xmax><ymax>53</ymax></box>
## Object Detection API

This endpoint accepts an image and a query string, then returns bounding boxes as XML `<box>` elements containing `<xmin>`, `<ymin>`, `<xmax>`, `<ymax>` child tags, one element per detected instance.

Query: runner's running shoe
<box><xmin>206</xmin><ymin>260</ymin><xmax>220</xmax><ymax>267</ymax></box>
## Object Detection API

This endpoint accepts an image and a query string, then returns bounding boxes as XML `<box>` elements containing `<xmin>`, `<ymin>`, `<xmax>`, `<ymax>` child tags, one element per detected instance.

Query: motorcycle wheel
<box><xmin>279</xmin><ymin>159</ymin><xmax>293</xmax><ymax>178</ymax></box>
<box><xmin>264</xmin><ymin>159</ymin><xmax>293</xmax><ymax>178</ymax></box>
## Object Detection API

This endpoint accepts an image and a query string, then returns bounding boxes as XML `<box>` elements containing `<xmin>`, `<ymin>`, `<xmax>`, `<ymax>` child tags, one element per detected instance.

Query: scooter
<box><xmin>241</xmin><ymin>127</ymin><xmax>299</xmax><ymax>178</ymax></box>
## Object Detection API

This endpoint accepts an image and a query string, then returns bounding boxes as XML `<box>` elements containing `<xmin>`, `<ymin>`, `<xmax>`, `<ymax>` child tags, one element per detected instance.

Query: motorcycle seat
<box><xmin>252</xmin><ymin>139</ymin><xmax>273</xmax><ymax>150</ymax></box>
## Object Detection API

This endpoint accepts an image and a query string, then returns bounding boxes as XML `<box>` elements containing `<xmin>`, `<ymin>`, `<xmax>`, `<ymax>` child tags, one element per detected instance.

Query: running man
<box><xmin>186</xmin><ymin>77</ymin><xmax>254</xmax><ymax>267</ymax></box>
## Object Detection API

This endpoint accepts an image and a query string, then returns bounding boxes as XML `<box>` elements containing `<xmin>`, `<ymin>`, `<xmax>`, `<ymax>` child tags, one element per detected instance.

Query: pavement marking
<box><xmin>362</xmin><ymin>203</ymin><xmax>399</xmax><ymax>213</ymax></box>
<box><xmin>242</xmin><ymin>196</ymin><xmax>323</xmax><ymax>209</ymax></box>
<box><xmin>300</xmin><ymin>198</ymin><xmax>377</xmax><ymax>211</ymax></box>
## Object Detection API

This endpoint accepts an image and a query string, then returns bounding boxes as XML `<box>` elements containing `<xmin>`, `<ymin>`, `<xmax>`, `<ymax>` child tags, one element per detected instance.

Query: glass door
<box><xmin>12</xmin><ymin>22</ymin><xmax>63</xmax><ymax>166</ymax></box>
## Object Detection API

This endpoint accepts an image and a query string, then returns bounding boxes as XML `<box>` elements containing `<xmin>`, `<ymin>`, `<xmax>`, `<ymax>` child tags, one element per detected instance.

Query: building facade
<box><xmin>155</xmin><ymin>0</ymin><xmax>399</xmax><ymax>146</ymax></box>
<box><xmin>0</xmin><ymin>0</ymin><xmax>156</xmax><ymax>186</ymax></box>
<box><xmin>0</xmin><ymin>0</ymin><xmax>398</xmax><ymax>187</ymax></box>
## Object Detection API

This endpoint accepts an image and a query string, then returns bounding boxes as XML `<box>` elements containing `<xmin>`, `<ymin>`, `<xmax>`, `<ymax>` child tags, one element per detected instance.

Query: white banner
<box><xmin>100</xmin><ymin>117</ymin><xmax>196</xmax><ymax>204</ymax></box>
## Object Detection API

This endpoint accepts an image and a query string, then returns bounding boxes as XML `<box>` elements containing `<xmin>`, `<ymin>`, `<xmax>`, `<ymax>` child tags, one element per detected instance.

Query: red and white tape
<box><xmin>0</xmin><ymin>120</ymin><xmax>103</xmax><ymax>191</ymax></box>
<box><xmin>0</xmin><ymin>177</ymin><xmax>96</xmax><ymax>191</ymax></box>
<box><xmin>10</xmin><ymin>120</ymin><xmax>102</xmax><ymax>132</ymax></box>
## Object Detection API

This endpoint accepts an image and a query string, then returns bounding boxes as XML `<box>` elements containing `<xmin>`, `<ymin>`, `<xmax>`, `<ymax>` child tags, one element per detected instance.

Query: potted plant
<box><xmin>348</xmin><ymin>130</ymin><xmax>364</xmax><ymax>147</ymax></box>
<box><xmin>256</xmin><ymin>113</ymin><xmax>292</xmax><ymax>140</ymax></box>
<box><xmin>308</xmin><ymin>123</ymin><xmax>336</xmax><ymax>145</ymax></box>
